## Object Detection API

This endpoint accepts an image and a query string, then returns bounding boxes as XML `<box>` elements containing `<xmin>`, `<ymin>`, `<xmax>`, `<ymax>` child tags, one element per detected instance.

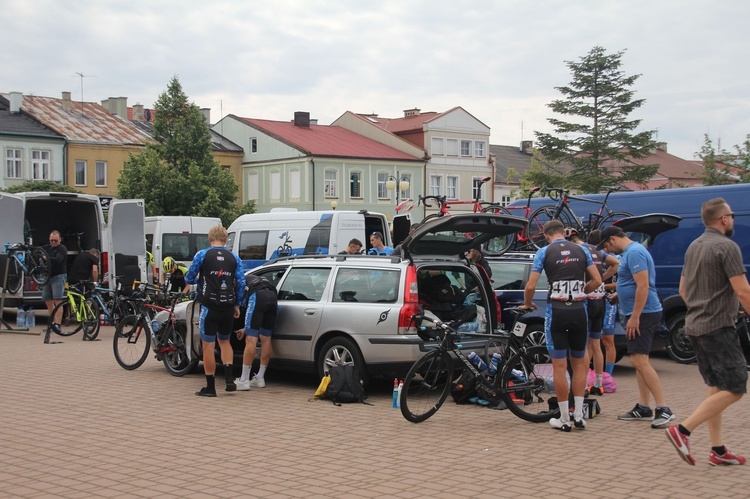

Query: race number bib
<box><xmin>587</xmin><ymin>283</ymin><xmax>606</xmax><ymax>299</ymax></box>
<box><xmin>549</xmin><ymin>280</ymin><xmax>586</xmax><ymax>301</ymax></box>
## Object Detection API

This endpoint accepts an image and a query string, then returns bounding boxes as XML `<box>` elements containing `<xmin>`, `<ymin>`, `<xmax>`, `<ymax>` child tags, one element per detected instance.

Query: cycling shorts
<box><xmin>244</xmin><ymin>289</ymin><xmax>278</xmax><ymax>337</ymax></box>
<box><xmin>544</xmin><ymin>303</ymin><xmax>588</xmax><ymax>359</ymax></box>
<box><xmin>199</xmin><ymin>305</ymin><xmax>234</xmax><ymax>342</ymax></box>
<box><xmin>586</xmin><ymin>299</ymin><xmax>605</xmax><ymax>339</ymax></box>
<box><xmin>602</xmin><ymin>300</ymin><xmax>618</xmax><ymax>335</ymax></box>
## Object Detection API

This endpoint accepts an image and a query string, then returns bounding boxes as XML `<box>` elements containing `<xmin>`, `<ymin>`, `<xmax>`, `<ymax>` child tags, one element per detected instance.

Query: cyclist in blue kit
<box><xmin>521</xmin><ymin>220</ymin><xmax>601</xmax><ymax>432</ymax></box>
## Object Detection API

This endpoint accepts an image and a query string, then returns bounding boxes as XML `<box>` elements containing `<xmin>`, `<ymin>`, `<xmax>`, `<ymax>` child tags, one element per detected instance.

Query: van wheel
<box><xmin>667</xmin><ymin>312</ymin><xmax>696</xmax><ymax>364</ymax></box>
<box><xmin>318</xmin><ymin>337</ymin><xmax>370</xmax><ymax>387</ymax></box>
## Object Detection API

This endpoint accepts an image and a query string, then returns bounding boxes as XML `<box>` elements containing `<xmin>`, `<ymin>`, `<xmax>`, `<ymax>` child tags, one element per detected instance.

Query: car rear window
<box><xmin>332</xmin><ymin>267</ymin><xmax>400</xmax><ymax>303</ymax></box>
<box><xmin>278</xmin><ymin>267</ymin><xmax>331</xmax><ymax>301</ymax></box>
<box><xmin>490</xmin><ymin>261</ymin><xmax>548</xmax><ymax>291</ymax></box>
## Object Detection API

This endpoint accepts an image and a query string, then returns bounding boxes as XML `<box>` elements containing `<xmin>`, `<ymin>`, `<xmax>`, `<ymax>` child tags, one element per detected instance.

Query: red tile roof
<box><xmin>233</xmin><ymin>116</ymin><xmax>422</xmax><ymax>161</ymax></box>
<box><xmin>360</xmin><ymin>111</ymin><xmax>444</xmax><ymax>133</ymax></box>
<box><xmin>13</xmin><ymin>95</ymin><xmax>151</xmax><ymax>145</ymax></box>
<box><xmin>604</xmin><ymin>148</ymin><xmax>704</xmax><ymax>181</ymax></box>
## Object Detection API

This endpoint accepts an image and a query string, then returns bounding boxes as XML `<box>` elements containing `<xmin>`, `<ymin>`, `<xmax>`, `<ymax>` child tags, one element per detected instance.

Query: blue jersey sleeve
<box><xmin>243</xmin><ymin>292</ymin><xmax>257</xmax><ymax>329</ymax></box>
<box><xmin>580</xmin><ymin>245</ymin><xmax>595</xmax><ymax>267</ymax></box>
<box><xmin>234</xmin><ymin>253</ymin><xmax>246</xmax><ymax>306</ymax></box>
<box><xmin>185</xmin><ymin>249</ymin><xmax>206</xmax><ymax>285</ymax></box>
<box><xmin>531</xmin><ymin>247</ymin><xmax>547</xmax><ymax>274</ymax></box>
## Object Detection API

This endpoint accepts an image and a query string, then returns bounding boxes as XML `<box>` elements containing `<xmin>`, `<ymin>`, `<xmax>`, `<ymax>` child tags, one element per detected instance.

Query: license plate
<box><xmin>512</xmin><ymin>321</ymin><xmax>526</xmax><ymax>337</ymax></box>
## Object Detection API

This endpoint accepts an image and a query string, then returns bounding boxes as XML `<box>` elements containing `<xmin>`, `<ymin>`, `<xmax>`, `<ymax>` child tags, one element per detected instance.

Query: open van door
<box><xmin>108</xmin><ymin>199</ymin><xmax>146</xmax><ymax>292</ymax></box>
<box><xmin>0</xmin><ymin>193</ymin><xmax>24</xmax><ymax>298</ymax></box>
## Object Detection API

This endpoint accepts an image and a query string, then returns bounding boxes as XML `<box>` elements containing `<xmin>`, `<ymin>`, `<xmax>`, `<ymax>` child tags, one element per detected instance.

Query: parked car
<box><xmin>486</xmin><ymin>251</ymin><xmax>628</xmax><ymax>363</ymax></box>
<box><xmin>176</xmin><ymin>213</ymin><xmax>528</xmax><ymax>382</ymax></box>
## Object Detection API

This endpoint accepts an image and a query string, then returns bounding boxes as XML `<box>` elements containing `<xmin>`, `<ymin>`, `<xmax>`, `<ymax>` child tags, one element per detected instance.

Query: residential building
<box><xmin>605</xmin><ymin>144</ymin><xmax>705</xmax><ymax>190</ymax></box>
<box><xmin>333</xmin><ymin>107</ymin><xmax>494</xmax><ymax>215</ymax></box>
<box><xmin>212</xmin><ymin>112</ymin><xmax>425</xmax><ymax>218</ymax></box>
<box><xmin>490</xmin><ymin>141</ymin><xmax>534</xmax><ymax>204</ymax></box>
<box><xmin>1</xmin><ymin>92</ymin><xmax>66</xmax><ymax>190</ymax></box>
<box><xmin>9</xmin><ymin>92</ymin><xmax>151</xmax><ymax>197</ymax></box>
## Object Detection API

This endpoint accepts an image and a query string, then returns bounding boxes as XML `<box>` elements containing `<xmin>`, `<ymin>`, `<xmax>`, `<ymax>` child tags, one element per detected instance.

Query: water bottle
<box><xmin>392</xmin><ymin>378</ymin><xmax>399</xmax><ymax>408</ymax></box>
<box><xmin>151</xmin><ymin>319</ymin><xmax>160</xmax><ymax>333</ymax></box>
<box><xmin>220</xmin><ymin>280</ymin><xmax>227</xmax><ymax>291</ymax></box>
<box><xmin>16</xmin><ymin>307</ymin><xmax>26</xmax><ymax>329</ymax></box>
<box><xmin>26</xmin><ymin>308</ymin><xmax>36</xmax><ymax>328</ymax></box>
<box><xmin>510</xmin><ymin>368</ymin><xmax>526</xmax><ymax>381</ymax></box>
<box><xmin>468</xmin><ymin>352</ymin><xmax>488</xmax><ymax>373</ymax></box>
<box><xmin>397</xmin><ymin>380</ymin><xmax>403</xmax><ymax>408</ymax></box>
<box><xmin>488</xmin><ymin>352</ymin><xmax>503</xmax><ymax>375</ymax></box>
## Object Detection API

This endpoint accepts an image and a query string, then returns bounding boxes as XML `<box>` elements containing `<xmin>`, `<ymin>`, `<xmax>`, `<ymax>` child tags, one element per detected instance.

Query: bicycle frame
<box><xmin>418</xmin><ymin>176</ymin><xmax>493</xmax><ymax>218</ymax></box>
<box><xmin>548</xmin><ymin>187</ymin><xmax>622</xmax><ymax>231</ymax></box>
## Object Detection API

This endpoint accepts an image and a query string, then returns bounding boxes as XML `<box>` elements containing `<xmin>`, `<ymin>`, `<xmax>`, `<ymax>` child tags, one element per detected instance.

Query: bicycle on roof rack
<box><xmin>417</xmin><ymin>176</ymin><xmax>506</xmax><ymax>223</ymax></box>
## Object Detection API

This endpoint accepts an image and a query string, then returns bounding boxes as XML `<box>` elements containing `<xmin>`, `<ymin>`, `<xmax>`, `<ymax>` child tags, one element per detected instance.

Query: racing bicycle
<box><xmin>400</xmin><ymin>308</ymin><xmax>559</xmax><ymax>423</ymax></box>
<box><xmin>417</xmin><ymin>177</ymin><xmax>505</xmax><ymax>223</ymax></box>
<box><xmin>2</xmin><ymin>243</ymin><xmax>51</xmax><ymax>294</ymax></box>
<box><xmin>46</xmin><ymin>282</ymin><xmax>100</xmax><ymax>342</ymax></box>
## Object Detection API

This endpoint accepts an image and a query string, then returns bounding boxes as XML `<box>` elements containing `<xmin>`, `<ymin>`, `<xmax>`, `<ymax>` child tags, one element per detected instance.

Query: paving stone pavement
<box><xmin>1</xmin><ymin>312</ymin><xmax>748</xmax><ymax>498</ymax></box>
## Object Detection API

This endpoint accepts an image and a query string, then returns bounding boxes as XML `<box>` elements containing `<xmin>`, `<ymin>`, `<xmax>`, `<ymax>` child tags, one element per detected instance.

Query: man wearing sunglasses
<box><xmin>667</xmin><ymin>198</ymin><xmax>750</xmax><ymax>466</ymax></box>
<box><xmin>42</xmin><ymin>230</ymin><xmax>68</xmax><ymax>334</ymax></box>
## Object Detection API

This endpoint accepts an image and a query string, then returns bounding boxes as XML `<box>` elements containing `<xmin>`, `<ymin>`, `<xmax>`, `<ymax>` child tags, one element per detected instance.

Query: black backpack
<box><xmin>451</xmin><ymin>369</ymin><xmax>478</xmax><ymax>404</ymax></box>
<box><xmin>326</xmin><ymin>365</ymin><xmax>368</xmax><ymax>405</ymax></box>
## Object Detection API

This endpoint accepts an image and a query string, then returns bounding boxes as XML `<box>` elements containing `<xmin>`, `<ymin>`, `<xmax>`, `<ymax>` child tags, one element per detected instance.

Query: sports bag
<box><xmin>326</xmin><ymin>365</ymin><xmax>368</xmax><ymax>405</ymax></box>
<box><xmin>451</xmin><ymin>369</ymin><xmax>478</xmax><ymax>404</ymax></box>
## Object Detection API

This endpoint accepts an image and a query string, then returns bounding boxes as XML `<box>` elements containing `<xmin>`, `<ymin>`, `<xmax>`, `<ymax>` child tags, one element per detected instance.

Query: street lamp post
<box><xmin>386</xmin><ymin>172</ymin><xmax>410</xmax><ymax>212</ymax></box>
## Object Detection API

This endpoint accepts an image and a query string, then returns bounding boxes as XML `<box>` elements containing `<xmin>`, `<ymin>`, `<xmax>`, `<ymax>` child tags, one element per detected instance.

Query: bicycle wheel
<box><xmin>500</xmin><ymin>346</ymin><xmax>559</xmax><ymax>423</ymax></box>
<box><xmin>162</xmin><ymin>322</ymin><xmax>199</xmax><ymax>376</ymax></box>
<box><xmin>596</xmin><ymin>211</ymin><xmax>633</xmax><ymax>231</ymax></box>
<box><xmin>112</xmin><ymin>298</ymin><xmax>138</xmax><ymax>326</ymax></box>
<box><xmin>5</xmin><ymin>257</ymin><xmax>22</xmax><ymax>294</ymax></box>
<box><xmin>51</xmin><ymin>298</ymin><xmax>83</xmax><ymax>336</ymax></box>
<box><xmin>483</xmin><ymin>336</ymin><xmax>507</xmax><ymax>365</ymax></box>
<box><xmin>528</xmin><ymin>206</ymin><xmax>572</xmax><ymax>249</ymax></box>
<box><xmin>29</xmin><ymin>247</ymin><xmax>51</xmax><ymax>286</ymax></box>
<box><xmin>400</xmin><ymin>350</ymin><xmax>453</xmax><ymax>423</ymax></box>
<box><xmin>113</xmin><ymin>314</ymin><xmax>151</xmax><ymax>370</ymax></box>
<box><xmin>82</xmin><ymin>298</ymin><xmax>102</xmax><ymax>341</ymax></box>
<box><xmin>481</xmin><ymin>206</ymin><xmax>515</xmax><ymax>255</ymax></box>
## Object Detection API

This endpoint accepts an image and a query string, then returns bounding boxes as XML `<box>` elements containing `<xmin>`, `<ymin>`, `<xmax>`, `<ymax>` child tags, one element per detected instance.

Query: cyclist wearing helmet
<box><xmin>162</xmin><ymin>256</ymin><xmax>189</xmax><ymax>293</ymax></box>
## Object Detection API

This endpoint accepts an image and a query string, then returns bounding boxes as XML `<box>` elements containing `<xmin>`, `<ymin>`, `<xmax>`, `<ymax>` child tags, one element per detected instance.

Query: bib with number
<box><xmin>549</xmin><ymin>279</ymin><xmax>586</xmax><ymax>301</ymax></box>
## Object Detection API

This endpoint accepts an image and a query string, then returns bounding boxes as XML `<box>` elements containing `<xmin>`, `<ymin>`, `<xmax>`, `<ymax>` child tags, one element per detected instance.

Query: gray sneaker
<box><xmin>651</xmin><ymin>407</ymin><xmax>675</xmax><ymax>428</ymax></box>
<box><xmin>249</xmin><ymin>375</ymin><xmax>266</xmax><ymax>388</ymax></box>
<box><xmin>618</xmin><ymin>404</ymin><xmax>653</xmax><ymax>421</ymax></box>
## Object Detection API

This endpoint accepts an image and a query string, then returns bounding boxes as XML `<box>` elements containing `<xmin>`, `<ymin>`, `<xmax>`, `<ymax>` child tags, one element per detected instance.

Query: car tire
<box><xmin>666</xmin><ymin>312</ymin><xmax>696</xmax><ymax>364</ymax></box>
<box><xmin>317</xmin><ymin>336</ymin><xmax>370</xmax><ymax>387</ymax></box>
<box><xmin>522</xmin><ymin>323</ymin><xmax>546</xmax><ymax>349</ymax></box>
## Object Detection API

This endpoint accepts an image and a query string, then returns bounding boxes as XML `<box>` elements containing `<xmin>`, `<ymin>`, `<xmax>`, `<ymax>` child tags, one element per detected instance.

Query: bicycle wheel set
<box><xmin>161</xmin><ymin>322</ymin><xmax>198</xmax><ymax>376</ymax></box>
<box><xmin>113</xmin><ymin>315</ymin><xmax>151</xmax><ymax>370</ymax></box>
<box><xmin>400</xmin><ymin>350</ymin><xmax>453</xmax><ymax>423</ymax></box>
<box><xmin>500</xmin><ymin>346</ymin><xmax>559</xmax><ymax>423</ymax></box>
<box><xmin>50</xmin><ymin>297</ymin><xmax>100</xmax><ymax>339</ymax></box>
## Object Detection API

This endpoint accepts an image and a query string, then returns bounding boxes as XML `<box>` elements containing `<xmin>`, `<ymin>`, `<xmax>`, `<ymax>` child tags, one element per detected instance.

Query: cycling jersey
<box><xmin>582</xmin><ymin>243</ymin><xmax>606</xmax><ymax>299</ymax></box>
<box><xmin>532</xmin><ymin>238</ymin><xmax>593</xmax><ymax>308</ymax></box>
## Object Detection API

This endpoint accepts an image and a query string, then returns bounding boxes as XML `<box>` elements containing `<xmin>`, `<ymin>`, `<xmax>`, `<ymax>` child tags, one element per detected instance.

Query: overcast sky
<box><xmin>3</xmin><ymin>0</ymin><xmax>748</xmax><ymax>160</ymax></box>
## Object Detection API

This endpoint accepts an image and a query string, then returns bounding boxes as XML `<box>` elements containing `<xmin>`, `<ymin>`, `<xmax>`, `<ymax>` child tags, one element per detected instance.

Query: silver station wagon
<box><xmin>178</xmin><ymin>213</ymin><xmax>527</xmax><ymax>383</ymax></box>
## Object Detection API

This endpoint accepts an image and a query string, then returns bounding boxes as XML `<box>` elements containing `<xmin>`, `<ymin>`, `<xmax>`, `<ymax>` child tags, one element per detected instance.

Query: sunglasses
<box><xmin>49</xmin><ymin>239</ymin><xmax>60</xmax><ymax>242</ymax></box>
<box><xmin>723</xmin><ymin>212</ymin><xmax>736</xmax><ymax>219</ymax></box>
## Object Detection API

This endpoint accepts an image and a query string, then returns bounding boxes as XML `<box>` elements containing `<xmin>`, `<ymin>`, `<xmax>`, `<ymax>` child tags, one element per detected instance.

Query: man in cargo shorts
<box><xmin>666</xmin><ymin>198</ymin><xmax>750</xmax><ymax>466</ymax></box>
<box><xmin>42</xmin><ymin>230</ymin><xmax>67</xmax><ymax>334</ymax></box>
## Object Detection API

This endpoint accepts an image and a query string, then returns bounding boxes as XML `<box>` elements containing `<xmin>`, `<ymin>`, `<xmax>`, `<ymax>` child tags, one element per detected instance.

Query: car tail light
<box><xmin>398</xmin><ymin>264</ymin><xmax>420</xmax><ymax>334</ymax></box>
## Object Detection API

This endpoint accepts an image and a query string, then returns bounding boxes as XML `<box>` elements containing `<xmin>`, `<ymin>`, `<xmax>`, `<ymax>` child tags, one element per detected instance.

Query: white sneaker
<box><xmin>573</xmin><ymin>415</ymin><xmax>587</xmax><ymax>429</ymax></box>
<box><xmin>249</xmin><ymin>375</ymin><xmax>266</xmax><ymax>388</ymax></box>
<box><xmin>549</xmin><ymin>417</ymin><xmax>572</xmax><ymax>432</ymax></box>
<box><xmin>234</xmin><ymin>378</ymin><xmax>251</xmax><ymax>391</ymax></box>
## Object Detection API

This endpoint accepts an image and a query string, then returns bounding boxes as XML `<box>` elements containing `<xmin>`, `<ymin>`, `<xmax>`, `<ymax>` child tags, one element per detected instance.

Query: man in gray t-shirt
<box><xmin>667</xmin><ymin>198</ymin><xmax>750</xmax><ymax>467</ymax></box>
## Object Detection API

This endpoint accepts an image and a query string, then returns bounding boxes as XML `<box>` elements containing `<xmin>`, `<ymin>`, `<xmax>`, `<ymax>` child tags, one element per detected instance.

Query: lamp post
<box><xmin>386</xmin><ymin>173</ymin><xmax>410</xmax><ymax>210</ymax></box>
<box><xmin>330</xmin><ymin>200</ymin><xmax>338</xmax><ymax>210</ymax></box>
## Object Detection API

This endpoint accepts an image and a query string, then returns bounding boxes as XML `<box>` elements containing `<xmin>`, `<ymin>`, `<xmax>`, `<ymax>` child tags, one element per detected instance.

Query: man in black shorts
<box><xmin>185</xmin><ymin>225</ymin><xmax>246</xmax><ymax>397</ymax></box>
<box><xmin>234</xmin><ymin>274</ymin><xmax>278</xmax><ymax>390</ymax></box>
<box><xmin>666</xmin><ymin>198</ymin><xmax>750</xmax><ymax>466</ymax></box>
<box><xmin>522</xmin><ymin>220</ymin><xmax>601</xmax><ymax>431</ymax></box>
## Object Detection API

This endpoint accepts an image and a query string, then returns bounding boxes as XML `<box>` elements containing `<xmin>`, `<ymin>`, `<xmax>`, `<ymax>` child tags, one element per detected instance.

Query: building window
<box><xmin>431</xmin><ymin>137</ymin><xmax>445</xmax><ymax>156</ymax></box>
<box><xmin>75</xmin><ymin>160</ymin><xmax>86</xmax><ymax>186</ymax></box>
<box><xmin>475</xmin><ymin>141</ymin><xmax>486</xmax><ymax>157</ymax></box>
<box><xmin>95</xmin><ymin>161</ymin><xmax>107</xmax><ymax>187</ymax></box>
<box><xmin>377</xmin><ymin>172</ymin><xmax>389</xmax><ymax>199</ymax></box>
<box><xmin>324</xmin><ymin>170</ymin><xmax>337</xmax><ymax>197</ymax></box>
<box><xmin>401</xmin><ymin>173</ymin><xmax>412</xmax><ymax>200</ymax></box>
<box><xmin>270</xmin><ymin>171</ymin><xmax>281</xmax><ymax>200</ymax></box>
<box><xmin>473</xmin><ymin>177</ymin><xmax>487</xmax><ymax>201</ymax></box>
<box><xmin>350</xmin><ymin>171</ymin><xmax>362</xmax><ymax>198</ymax></box>
<box><xmin>446</xmin><ymin>176</ymin><xmax>458</xmax><ymax>200</ymax></box>
<box><xmin>429</xmin><ymin>175</ymin><xmax>442</xmax><ymax>196</ymax></box>
<box><xmin>5</xmin><ymin>148</ymin><xmax>22</xmax><ymax>179</ymax></box>
<box><xmin>250</xmin><ymin>138</ymin><xmax>258</xmax><ymax>154</ymax></box>
<box><xmin>460</xmin><ymin>140</ymin><xmax>472</xmax><ymax>157</ymax></box>
<box><xmin>32</xmin><ymin>150</ymin><xmax>50</xmax><ymax>180</ymax></box>
<box><xmin>446</xmin><ymin>139</ymin><xmax>459</xmax><ymax>156</ymax></box>
<box><xmin>248</xmin><ymin>172</ymin><xmax>259</xmax><ymax>201</ymax></box>
<box><xmin>290</xmin><ymin>169</ymin><xmax>300</xmax><ymax>199</ymax></box>
<box><xmin>501</xmin><ymin>195</ymin><xmax>511</xmax><ymax>207</ymax></box>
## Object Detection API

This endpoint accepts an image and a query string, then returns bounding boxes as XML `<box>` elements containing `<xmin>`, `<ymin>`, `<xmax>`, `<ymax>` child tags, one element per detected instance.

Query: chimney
<box><xmin>114</xmin><ymin>97</ymin><xmax>128</xmax><ymax>118</ymax></box>
<box><xmin>404</xmin><ymin>108</ymin><xmax>420</xmax><ymax>117</ymax></box>
<box><xmin>520</xmin><ymin>140</ymin><xmax>533</xmax><ymax>155</ymax></box>
<box><xmin>294</xmin><ymin>111</ymin><xmax>310</xmax><ymax>128</ymax></box>
<box><xmin>653</xmin><ymin>141</ymin><xmax>667</xmax><ymax>153</ymax></box>
<box><xmin>62</xmin><ymin>91</ymin><xmax>72</xmax><ymax>112</ymax></box>
<box><xmin>133</xmin><ymin>104</ymin><xmax>144</xmax><ymax>121</ymax></box>
<box><xmin>309</xmin><ymin>118</ymin><xmax>318</xmax><ymax>125</ymax></box>
<box><xmin>200</xmin><ymin>108</ymin><xmax>211</xmax><ymax>125</ymax></box>
<box><xmin>9</xmin><ymin>91</ymin><xmax>22</xmax><ymax>113</ymax></box>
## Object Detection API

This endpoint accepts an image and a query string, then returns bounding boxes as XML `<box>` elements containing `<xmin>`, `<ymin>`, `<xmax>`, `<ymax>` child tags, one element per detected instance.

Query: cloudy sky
<box><xmin>3</xmin><ymin>0</ymin><xmax>749</xmax><ymax>159</ymax></box>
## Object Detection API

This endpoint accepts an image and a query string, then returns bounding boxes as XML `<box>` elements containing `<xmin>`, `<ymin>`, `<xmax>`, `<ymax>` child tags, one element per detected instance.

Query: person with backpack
<box><xmin>185</xmin><ymin>225</ymin><xmax>246</xmax><ymax>397</ymax></box>
<box><xmin>233</xmin><ymin>274</ymin><xmax>278</xmax><ymax>390</ymax></box>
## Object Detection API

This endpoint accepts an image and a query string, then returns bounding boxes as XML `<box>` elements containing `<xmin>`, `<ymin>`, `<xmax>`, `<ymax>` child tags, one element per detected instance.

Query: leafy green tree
<box><xmin>118</xmin><ymin>76</ymin><xmax>254</xmax><ymax>226</ymax></box>
<box><xmin>695</xmin><ymin>134</ymin><xmax>735</xmax><ymax>186</ymax></box>
<box><xmin>728</xmin><ymin>134</ymin><xmax>750</xmax><ymax>183</ymax></box>
<box><xmin>534</xmin><ymin>46</ymin><xmax>658</xmax><ymax>193</ymax></box>
<box><xmin>2</xmin><ymin>180</ymin><xmax>81</xmax><ymax>194</ymax></box>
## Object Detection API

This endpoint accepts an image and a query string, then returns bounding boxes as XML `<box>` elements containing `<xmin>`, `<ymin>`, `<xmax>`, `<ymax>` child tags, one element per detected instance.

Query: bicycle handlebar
<box><xmin>417</xmin><ymin>194</ymin><xmax>446</xmax><ymax>208</ymax></box>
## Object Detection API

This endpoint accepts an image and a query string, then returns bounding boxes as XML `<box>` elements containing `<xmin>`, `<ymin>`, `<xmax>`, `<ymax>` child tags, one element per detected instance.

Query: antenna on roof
<box><xmin>73</xmin><ymin>72</ymin><xmax>97</xmax><ymax>115</ymax></box>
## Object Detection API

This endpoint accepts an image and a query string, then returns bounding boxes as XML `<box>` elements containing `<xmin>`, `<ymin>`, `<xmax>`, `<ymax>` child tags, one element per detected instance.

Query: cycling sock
<box><xmin>558</xmin><ymin>401</ymin><xmax>570</xmax><ymax>422</ymax></box>
<box><xmin>605</xmin><ymin>362</ymin><xmax>615</xmax><ymax>375</ymax></box>
<box><xmin>224</xmin><ymin>364</ymin><xmax>234</xmax><ymax>385</ymax></box>
<box><xmin>678</xmin><ymin>424</ymin><xmax>691</xmax><ymax>436</ymax></box>
<box><xmin>240</xmin><ymin>365</ymin><xmax>251</xmax><ymax>382</ymax></box>
<box><xmin>205</xmin><ymin>374</ymin><xmax>215</xmax><ymax>391</ymax></box>
<box><xmin>573</xmin><ymin>396</ymin><xmax>584</xmax><ymax>419</ymax></box>
<box><xmin>712</xmin><ymin>445</ymin><xmax>726</xmax><ymax>455</ymax></box>
<box><xmin>595</xmin><ymin>374</ymin><xmax>603</xmax><ymax>388</ymax></box>
<box><xmin>257</xmin><ymin>364</ymin><xmax>267</xmax><ymax>379</ymax></box>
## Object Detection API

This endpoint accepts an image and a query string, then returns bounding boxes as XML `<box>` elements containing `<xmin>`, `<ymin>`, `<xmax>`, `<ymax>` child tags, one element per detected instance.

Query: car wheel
<box><xmin>522</xmin><ymin>323</ymin><xmax>546</xmax><ymax>349</ymax></box>
<box><xmin>317</xmin><ymin>336</ymin><xmax>370</xmax><ymax>386</ymax></box>
<box><xmin>666</xmin><ymin>312</ymin><xmax>696</xmax><ymax>364</ymax></box>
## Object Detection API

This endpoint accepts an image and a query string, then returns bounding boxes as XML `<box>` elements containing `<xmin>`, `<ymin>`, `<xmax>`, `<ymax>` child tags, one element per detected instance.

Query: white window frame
<box><xmin>446</xmin><ymin>175</ymin><xmax>458</xmax><ymax>200</ymax></box>
<box><xmin>5</xmin><ymin>148</ymin><xmax>22</xmax><ymax>179</ymax></box>
<box><xmin>290</xmin><ymin>169</ymin><xmax>301</xmax><ymax>199</ymax></box>
<box><xmin>74</xmin><ymin>160</ymin><xmax>87</xmax><ymax>186</ymax></box>
<box><xmin>474</xmin><ymin>140</ymin><xmax>486</xmax><ymax>158</ymax></box>
<box><xmin>431</xmin><ymin>137</ymin><xmax>445</xmax><ymax>156</ymax></box>
<box><xmin>32</xmin><ymin>150</ymin><xmax>50</xmax><ymax>181</ymax></box>
<box><xmin>472</xmin><ymin>177</ymin><xmax>484</xmax><ymax>201</ymax></box>
<box><xmin>446</xmin><ymin>138</ymin><xmax>459</xmax><ymax>157</ymax></box>
<box><xmin>501</xmin><ymin>195</ymin><xmax>511</xmax><ymax>207</ymax></box>
<box><xmin>248</xmin><ymin>172</ymin><xmax>259</xmax><ymax>201</ymax></box>
<box><xmin>377</xmin><ymin>172</ymin><xmax>389</xmax><ymax>199</ymax></box>
<box><xmin>350</xmin><ymin>171</ymin><xmax>362</xmax><ymax>198</ymax></box>
<box><xmin>270</xmin><ymin>170</ymin><xmax>281</xmax><ymax>200</ymax></box>
<box><xmin>95</xmin><ymin>161</ymin><xmax>107</xmax><ymax>187</ymax></box>
<box><xmin>324</xmin><ymin>170</ymin><xmax>337</xmax><ymax>198</ymax></box>
<box><xmin>429</xmin><ymin>175</ymin><xmax>442</xmax><ymax>196</ymax></box>
<box><xmin>400</xmin><ymin>173</ymin><xmax>412</xmax><ymax>200</ymax></box>
<box><xmin>460</xmin><ymin>140</ymin><xmax>472</xmax><ymax>157</ymax></box>
<box><xmin>250</xmin><ymin>137</ymin><xmax>258</xmax><ymax>154</ymax></box>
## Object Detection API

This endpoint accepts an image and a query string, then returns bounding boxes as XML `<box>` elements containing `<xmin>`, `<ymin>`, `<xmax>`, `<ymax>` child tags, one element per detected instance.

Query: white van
<box><xmin>144</xmin><ymin>216</ymin><xmax>221</xmax><ymax>283</ymax></box>
<box><xmin>226</xmin><ymin>209</ymin><xmax>391</xmax><ymax>270</ymax></box>
<box><xmin>0</xmin><ymin>192</ymin><xmax>145</xmax><ymax>306</ymax></box>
